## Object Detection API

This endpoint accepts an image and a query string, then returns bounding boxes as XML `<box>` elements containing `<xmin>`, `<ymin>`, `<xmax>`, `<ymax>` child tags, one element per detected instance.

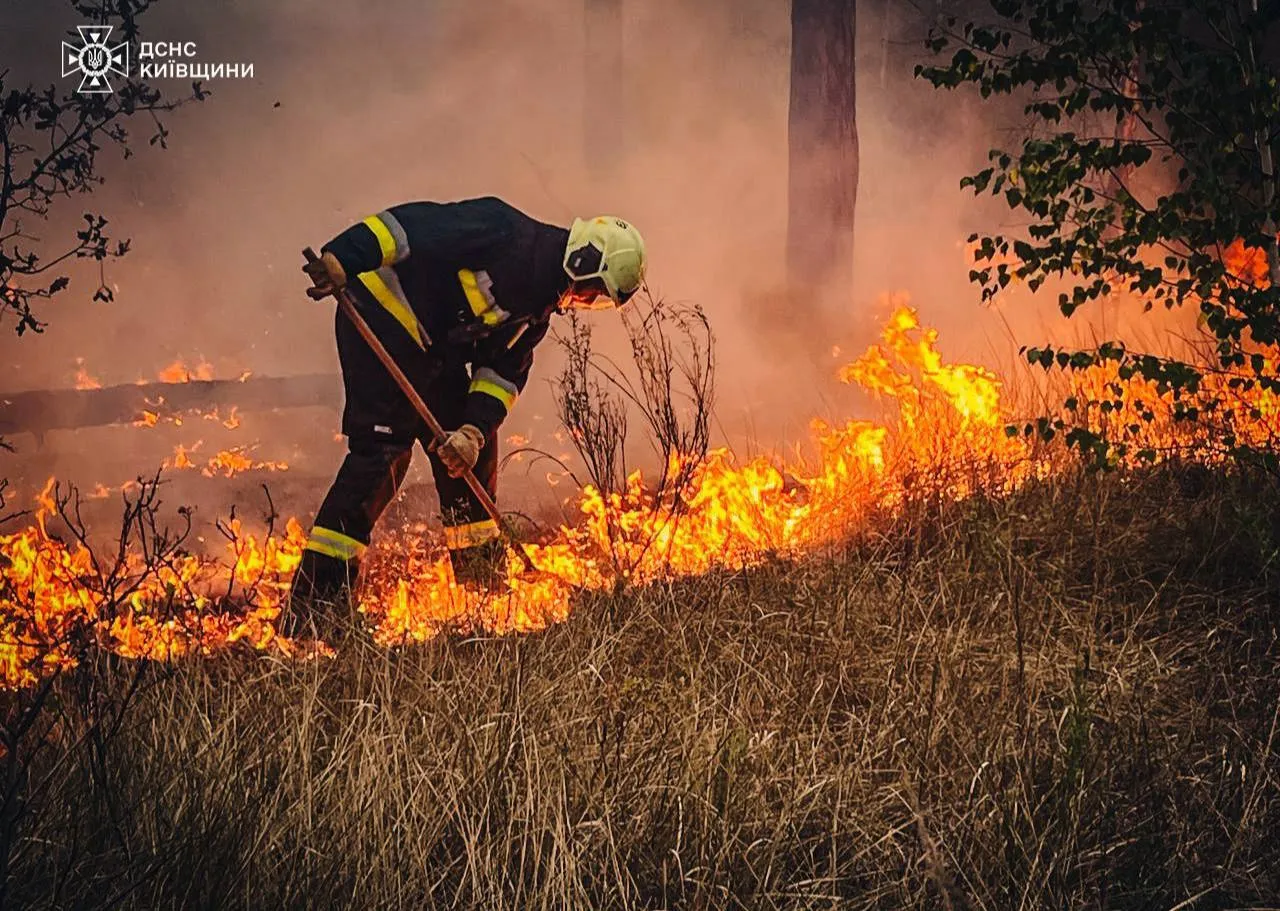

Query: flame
<box><xmin>131</xmin><ymin>394</ymin><xmax>244</xmax><ymax>431</ymax></box>
<box><xmin>0</xmin><ymin>500</ymin><xmax>308</xmax><ymax>689</ymax></box>
<box><xmin>169</xmin><ymin>442</ymin><xmax>200</xmax><ymax>470</ymax></box>
<box><xmin>73</xmin><ymin>359</ymin><xmax>102</xmax><ymax>390</ymax></box>
<box><xmin>362</xmin><ymin>300</ymin><xmax>1036</xmax><ymax>643</ymax></box>
<box><xmin>1223</xmin><ymin>237</ymin><xmax>1273</xmax><ymax>288</ymax></box>
<box><xmin>6</xmin><ymin>297</ymin><xmax>1279</xmax><ymax>688</ymax></box>
<box><xmin>201</xmin><ymin>447</ymin><xmax>288</xmax><ymax>479</ymax></box>
<box><xmin>80</xmin><ymin>358</ymin><xmax>219</xmax><ymax>389</ymax></box>
<box><xmin>154</xmin><ymin>442</ymin><xmax>288</xmax><ymax>478</ymax></box>
<box><xmin>157</xmin><ymin>359</ymin><xmax>215</xmax><ymax>383</ymax></box>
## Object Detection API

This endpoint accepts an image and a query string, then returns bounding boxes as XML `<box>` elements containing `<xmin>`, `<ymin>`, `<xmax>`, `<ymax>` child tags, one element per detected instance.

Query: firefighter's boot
<box><xmin>281</xmin><ymin>549</ymin><xmax>358</xmax><ymax>640</ymax></box>
<box><xmin>449</xmin><ymin>537</ymin><xmax>508</xmax><ymax>591</ymax></box>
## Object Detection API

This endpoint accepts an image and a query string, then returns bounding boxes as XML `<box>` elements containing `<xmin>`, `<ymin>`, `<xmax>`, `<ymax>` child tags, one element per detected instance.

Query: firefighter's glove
<box><xmin>304</xmin><ymin>250</ymin><xmax>347</xmax><ymax>300</ymax></box>
<box><xmin>434</xmin><ymin>424</ymin><xmax>485</xmax><ymax>478</ymax></box>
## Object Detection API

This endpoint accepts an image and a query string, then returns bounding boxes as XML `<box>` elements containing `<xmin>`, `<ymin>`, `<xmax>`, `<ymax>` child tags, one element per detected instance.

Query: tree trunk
<box><xmin>1246</xmin><ymin>0</ymin><xmax>1280</xmax><ymax>285</ymax></box>
<box><xmin>787</xmin><ymin>0</ymin><xmax>858</xmax><ymax>303</ymax></box>
<box><xmin>584</xmin><ymin>0</ymin><xmax>623</xmax><ymax>181</ymax></box>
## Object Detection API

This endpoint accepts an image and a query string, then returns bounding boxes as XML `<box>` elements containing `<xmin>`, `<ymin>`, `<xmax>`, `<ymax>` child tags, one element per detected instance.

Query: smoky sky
<box><xmin>0</xmin><ymin>0</ymin><xmax>1068</xmax><ymax>515</ymax></box>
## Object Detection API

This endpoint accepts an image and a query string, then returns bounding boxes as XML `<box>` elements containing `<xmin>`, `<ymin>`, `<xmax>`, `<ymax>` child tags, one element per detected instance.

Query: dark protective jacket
<box><xmin>322</xmin><ymin>196</ymin><xmax>571</xmax><ymax>437</ymax></box>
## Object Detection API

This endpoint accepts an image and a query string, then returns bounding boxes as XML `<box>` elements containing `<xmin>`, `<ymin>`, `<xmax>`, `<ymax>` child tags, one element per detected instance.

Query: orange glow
<box><xmin>1223</xmin><ymin>237</ymin><xmax>1273</xmax><ymax>288</ymax></box>
<box><xmin>157</xmin><ymin>359</ymin><xmax>215</xmax><ymax>384</ymax></box>
<box><xmin>169</xmin><ymin>442</ymin><xmax>199</xmax><ymax>470</ymax></box>
<box><xmin>0</xmin><ymin>500</ymin><xmax>308</xmax><ymax>689</ymax></box>
<box><xmin>201</xmin><ymin>446</ymin><xmax>289</xmax><ymax>478</ymax></box>
<box><xmin>73</xmin><ymin>359</ymin><xmax>102</xmax><ymax>390</ymax></box>
<box><xmin>362</xmin><ymin>300</ymin><xmax>1036</xmax><ymax>644</ymax></box>
<box><xmin>6</xmin><ymin>299</ymin><xmax>1279</xmax><ymax>688</ymax></box>
<box><xmin>152</xmin><ymin>441</ymin><xmax>289</xmax><ymax>479</ymax></box>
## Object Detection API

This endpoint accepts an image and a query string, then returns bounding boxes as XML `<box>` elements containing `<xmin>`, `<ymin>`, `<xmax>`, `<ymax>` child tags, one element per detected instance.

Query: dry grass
<box><xmin>5</xmin><ymin>464</ymin><xmax>1280</xmax><ymax>909</ymax></box>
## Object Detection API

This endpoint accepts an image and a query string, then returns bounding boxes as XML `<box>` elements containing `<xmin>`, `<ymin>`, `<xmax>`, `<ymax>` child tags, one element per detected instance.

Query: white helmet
<box><xmin>562</xmin><ymin>216</ymin><xmax>647</xmax><ymax>309</ymax></box>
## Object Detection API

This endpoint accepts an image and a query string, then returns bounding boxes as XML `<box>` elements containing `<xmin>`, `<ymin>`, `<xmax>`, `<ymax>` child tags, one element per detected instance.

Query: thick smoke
<box><xmin>0</xmin><ymin>0</ymin><xmax>1116</xmax><ymax>527</ymax></box>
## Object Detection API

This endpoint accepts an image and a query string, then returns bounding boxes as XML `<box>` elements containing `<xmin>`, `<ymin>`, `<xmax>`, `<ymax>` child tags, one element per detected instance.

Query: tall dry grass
<box><xmin>5</xmin><ymin>463</ymin><xmax>1279</xmax><ymax>909</ymax></box>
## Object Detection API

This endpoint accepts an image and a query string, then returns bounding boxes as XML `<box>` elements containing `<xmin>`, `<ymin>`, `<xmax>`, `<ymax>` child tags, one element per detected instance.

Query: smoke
<box><xmin>0</xmin><ymin>0</ymin><xmax>1092</xmax><ymax>523</ymax></box>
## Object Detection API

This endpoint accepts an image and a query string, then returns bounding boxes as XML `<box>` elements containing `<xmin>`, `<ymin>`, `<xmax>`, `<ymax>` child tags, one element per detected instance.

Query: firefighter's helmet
<box><xmin>562</xmin><ymin>216</ymin><xmax>646</xmax><ymax>309</ymax></box>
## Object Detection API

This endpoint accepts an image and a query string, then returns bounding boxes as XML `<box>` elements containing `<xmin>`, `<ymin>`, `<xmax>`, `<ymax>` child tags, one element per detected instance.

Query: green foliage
<box><xmin>917</xmin><ymin>0</ymin><xmax>1280</xmax><ymax>466</ymax></box>
<box><xmin>0</xmin><ymin>0</ymin><xmax>203</xmax><ymax>338</ymax></box>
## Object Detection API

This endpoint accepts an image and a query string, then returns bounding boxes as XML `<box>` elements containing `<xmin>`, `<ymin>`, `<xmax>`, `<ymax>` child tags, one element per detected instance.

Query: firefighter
<box><xmin>283</xmin><ymin>197</ymin><xmax>646</xmax><ymax>636</ymax></box>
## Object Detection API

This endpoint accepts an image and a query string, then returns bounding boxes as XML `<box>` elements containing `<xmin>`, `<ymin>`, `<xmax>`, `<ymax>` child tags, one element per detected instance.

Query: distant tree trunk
<box><xmin>787</xmin><ymin>0</ymin><xmax>858</xmax><ymax>302</ymax></box>
<box><xmin>1246</xmin><ymin>0</ymin><xmax>1280</xmax><ymax>284</ymax></box>
<box><xmin>1099</xmin><ymin>0</ymin><xmax>1142</xmax><ymax>234</ymax></box>
<box><xmin>585</xmin><ymin>0</ymin><xmax>623</xmax><ymax>181</ymax></box>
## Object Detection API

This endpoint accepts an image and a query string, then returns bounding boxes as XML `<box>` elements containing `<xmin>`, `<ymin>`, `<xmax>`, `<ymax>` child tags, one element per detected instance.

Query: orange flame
<box><xmin>73</xmin><ymin>359</ymin><xmax>102</xmax><ymax>391</ymax></box>
<box><xmin>6</xmin><ymin>298</ymin><xmax>1279</xmax><ymax>688</ymax></box>
<box><xmin>157</xmin><ymin>359</ymin><xmax>215</xmax><ymax>384</ymax></box>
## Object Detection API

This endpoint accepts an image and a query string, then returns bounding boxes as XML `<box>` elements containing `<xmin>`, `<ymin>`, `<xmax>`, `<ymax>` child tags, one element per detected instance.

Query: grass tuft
<box><xmin>5</xmin><ymin>464</ymin><xmax>1279</xmax><ymax>909</ymax></box>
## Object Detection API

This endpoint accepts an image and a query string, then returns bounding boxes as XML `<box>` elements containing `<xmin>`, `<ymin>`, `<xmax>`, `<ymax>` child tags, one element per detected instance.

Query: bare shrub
<box><xmin>0</xmin><ymin>475</ymin><xmax>291</xmax><ymax>903</ymax></box>
<box><xmin>550</xmin><ymin>293</ymin><xmax>715</xmax><ymax>581</ymax></box>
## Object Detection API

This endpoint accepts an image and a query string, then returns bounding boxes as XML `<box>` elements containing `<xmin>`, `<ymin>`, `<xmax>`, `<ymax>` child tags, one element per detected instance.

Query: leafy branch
<box><xmin>919</xmin><ymin>0</ymin><xmax>1280</xmax><ymax>466</ymax></box>
<box><xmin>0</xmin><ymin>0</ymin><xmax>206</xmax><ymax>338</ymax></box>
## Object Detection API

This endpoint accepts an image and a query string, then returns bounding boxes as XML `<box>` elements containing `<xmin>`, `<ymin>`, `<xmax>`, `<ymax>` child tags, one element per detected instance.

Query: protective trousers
<box><xmin>288</xmin><ymin>290</ymin><xmax>504</xmax><ymax>606</ymax></box>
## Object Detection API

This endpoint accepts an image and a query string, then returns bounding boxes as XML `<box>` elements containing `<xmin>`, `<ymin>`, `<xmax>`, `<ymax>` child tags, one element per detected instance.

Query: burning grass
<box><xmin>2</xmin><ymin>464</ymin><xmax>1277</xmax><ymax>908</ymax></box>
<box><xmin>2</xmin><ymin>299</ymin><xmax>1279</xmax><ymax>906</ymax></box>
<box><xmin>4</xmin><ymin>299</ymin><xmax>1280</xmax><ymax>684</ymax></box>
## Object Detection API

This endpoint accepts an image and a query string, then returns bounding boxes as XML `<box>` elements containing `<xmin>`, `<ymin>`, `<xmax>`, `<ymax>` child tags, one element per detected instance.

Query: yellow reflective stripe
<box><xmin>443</xmin><ymin>519</ymin><xmax>500</xmax><ymax>550</ymax></box>
<box><xmin>305</xmin><ymin>526</ymin><xmax>367</xmax><ymax>561</ymax></box>
<box><xmin>458</xmin><ymin>269</ymin><xmax>510</xmax><ymax>327</ymax></box>
<box><xmin>362</xmin><ymin>211</ymin><xmax>410</xmax><ymax>266</ymax></box>
<box><xmin>362</xmin><ymin>215</ymin><xmax>397</xmax><ymax>268</ymax></box>
<box><xmin>358</xmin><ymin>269</ymin><xmax>425</xmax><ymax>350</ymax></box>
<box><xmin>469</xmin><ymin>368</ymin><xmax>518</xmax><ymax>411</ymax></box>
<box><xmin>470</xmin><ymin>379</ymin><xmax>516</xmax><ymax>411</ymax></box>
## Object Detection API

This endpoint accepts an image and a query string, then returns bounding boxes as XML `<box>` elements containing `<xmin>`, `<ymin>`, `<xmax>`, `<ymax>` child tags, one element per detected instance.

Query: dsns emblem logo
<box><xmin>62</xmin><ymin>26</ymin><xmax>129</xmax><ymax>94</ymax></box>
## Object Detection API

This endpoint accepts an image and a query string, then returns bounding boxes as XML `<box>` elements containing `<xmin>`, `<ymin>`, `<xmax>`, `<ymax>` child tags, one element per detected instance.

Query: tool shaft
<box><xmin>303</xmin><ymin>247</ymin><xmax>506</xmax><ymax>531</ymax></box>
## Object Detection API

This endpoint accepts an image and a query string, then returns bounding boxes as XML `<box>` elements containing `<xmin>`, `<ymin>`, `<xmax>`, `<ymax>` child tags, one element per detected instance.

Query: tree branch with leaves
<box><xmin>919</xmin><ymin>0</ymin><xmax>1280</xmax><ymax>468</ymax></box>
<box><xmin>0</xmin><ymin>0</ymin><xmax>205</xmax><ymax>339</ymax></box>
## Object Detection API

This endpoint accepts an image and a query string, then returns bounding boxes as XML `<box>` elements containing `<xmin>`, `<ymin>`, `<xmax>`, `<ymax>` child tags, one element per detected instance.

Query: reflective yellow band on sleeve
<box><xmin>470</xmin><ymin>379</ymin><xmax>517</xmax><ymax>411</ymax></box>
<box><xmin>357</xmin><ymin>268</ymin><xmax>426</xmax><ymax>350</ymax></box>
<box><xmin>305</xmin><ymin>526</ymin><xmax>368</xmax><ymax>561</ymax></box>
<box><xmin>458</xmin><ymin>269</ymin><xmax>511</xmax><ymax>327</ymax></box>
<box><xmin>363</xmin><ymin>215</ymin><xmax>397</xmax><ymax>268</ymax></box>
<box><xmin>362</xmin><ymin>211</ymin><xmax>410</xmax><ymax>267</ymax></box>
<box><xmin>443</xmin><ymin>519</ymin><xmax>501</xmax><ymax>550</ymax></box>
<box><xmin>469</xmin><ymin>367</ymin><xmax>519</xmax><ymax>411</ymax></box>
